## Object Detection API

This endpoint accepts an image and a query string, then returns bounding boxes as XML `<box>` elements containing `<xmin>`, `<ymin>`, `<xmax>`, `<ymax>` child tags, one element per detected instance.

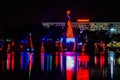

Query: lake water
<box><xmin>0</xmin><ymin>51</ymin><xmax>120</xmax><ymax>80</ymax></box>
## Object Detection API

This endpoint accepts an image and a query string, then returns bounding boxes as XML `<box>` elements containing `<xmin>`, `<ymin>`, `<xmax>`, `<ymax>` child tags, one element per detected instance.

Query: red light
<box><xmin>55</xmin><ymin>52</ymin><xmax>59</xmax><ymax>68</ymax></box>
<box><xmin>100</xmin><ymin>56</ymin><xmax>105</xmax><ymax>69</ymax></box>
<box><xmin>41</xmin><ymin>42</ymin><xmax>45</xmax><ymax>53</ymax></box>
<box><xmin>11</xmin><ymin>52</ymin><xmax>15</xmax><ymax>70</ymax></box>
<box><xmin>29</xmin><ymin>54</ymin><xmax>33</xmax><ymax>71</ymax></box>
<box><xmin>66</xmin><ymin>69</ymin><xmax>73</xmax><ymax>80</ymax></box>
<box><xmin>77</xmin><ymin>68</ymin><xmax>89</xmax><ymax>80</ymax></box>
<box><xmin>7</xmin><ymin>53</ymin><xmax>11</xmax><ymax>70</ymax></box>
<box><xmin>94</xmin><ymin>56</ymin><xmax>98</xmax><ymax>65</ymax></box>
<box><xmin>78</xmin><ymin>54</ymin><xmax>89</xmax><ymax>65</ymax></box>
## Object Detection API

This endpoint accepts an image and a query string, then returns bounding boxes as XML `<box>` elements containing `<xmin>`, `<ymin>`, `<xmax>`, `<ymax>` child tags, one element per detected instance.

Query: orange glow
<box><xmin>67</xmin><ymin>10</ymin><xmax>71</xmax><ymax>15</ymax></box>
<box><xmin>100</xmin><ymin>40</ymin><xmax>103</xmax><ymax>47</ymax></box>
<box><xmin>2</xmin><ymin>58</ymin><xmax>4</xmax><ymax>72</ymax></box>
<box><xmin>20</xmin><ymin>44</ymin><xmax>23</xmax><ymax>49</ymax></box>
<box><xmin>73</xmin><ymin>42</ymin><xmax>76</xmax><ymax>51</ymax></box>
<box><xmin>55</xmin><ymin>41</ymin><xmax>59</xmax><ymax>47</ymax></box>
<box><xmin>66</xmin><ymin>20</ymin><xmax>74</xmax><ymax>38</ymax></box>
<box><xmin>7</xmin><ymin>43</ymin><xmax>11</xmax><ymax>52</ymax></box>
<box><xmin>82</xmin><ymin>45</ymin><xmax>85</xmax><ymax>52</ymax></box>
<box><xmin>77</xmin><ymin>19</ymin><xmax>90</xmax><ymax>22</ymax></box>
<box><xmin>11</xmin><ymin>38</ymin><xmax>15</xmax><ymax>47</ymax></box>
<box><xmin>29</xmin><ymin>34</ymin><xmax>33</xmax><ymax>48</ymax></box>
<box><xmin>41</xmin><ymin>42</ymin><xmax>45</xmax><ymax>53</ymax></box>
<box><xmin>60</xmin><ymin>42</ymin><xmax>63</xmax><ymax>51</ymax></box>
<box><xmin>95</xmin><ymin>43</ymin><xmax>98</xmax><ymax>51</ymax></box>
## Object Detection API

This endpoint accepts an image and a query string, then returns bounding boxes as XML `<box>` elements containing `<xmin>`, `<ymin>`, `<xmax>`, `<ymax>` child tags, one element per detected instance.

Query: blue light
<box><xmin>60</xmin><ymin>38</ymin><xmax>63</xmax><ymax>42</ymax></box>
<box><xmin>78</xmin><ymin>42</ymin><xmax>83</xmax><ymax>45</ymax></box>
<box><xmin>66</xmin><ymin>38</ymin><xmax>75</xmax><ymax>43</ymax></box>
<box><xmin>21</xmin><ymin>39</ymin><xmax>28</xmax><ymax>43</ymax></box>
<box><xmin>27</xmin><ymin>48</ymin><xmax>30</xmax><ymax>51</ymax></box>
<box><xmin>42</xmin><ymin>37</ymin><xmax>45</xmax><ymax>41</ymax></box>
<box><xmin>31</xmin><ymin>48</ymin><xmax>34</xmax><ymax>52</ymax></box>
<box><xmin>109</xmin><ymin>51</ymin><xmax>115</xmax><ymax>57</ymax></box>
<box><xmin>110</xmin><ymin>28</ymin><xmax>116</xmax><ymax>32</ymax></box>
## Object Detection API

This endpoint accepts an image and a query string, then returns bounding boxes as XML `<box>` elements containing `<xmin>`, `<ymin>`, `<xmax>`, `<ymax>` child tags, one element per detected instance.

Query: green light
<box><xmin>117</xmin><ymin>57</ymin><xmax>120</xmax><ymax>64</ymax></box>
<box><xmin>6</xmin><ymin>39</ymin><xmax>11</xmax><ymax>42</ymax></box>
<box><xmin>50</xmin><ymin>54</ymin><xmax>52</xmax><ymax>71</ymax></box>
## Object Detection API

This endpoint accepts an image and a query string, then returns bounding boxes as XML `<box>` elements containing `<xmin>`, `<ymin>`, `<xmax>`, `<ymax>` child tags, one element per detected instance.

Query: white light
<box><xmin>66</xmin><ymin>38</ymin><xmax>75</xmax><ymax>43</ymax></box>
<box><xmin>110</xmin><ymin>28</ymin><xmax>116</xmax><ymax>32</ymax></box>
<box><xmin>66</xmin><ymin>56</ymin><xmax>74</xmax><ymax>69</ymax></box>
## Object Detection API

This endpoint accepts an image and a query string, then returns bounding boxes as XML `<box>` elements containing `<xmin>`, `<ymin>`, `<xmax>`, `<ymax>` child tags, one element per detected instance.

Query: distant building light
<box><xmin>77</xmin><ymin>19</ymin><xmax>90</xmax><ymax>22</ymax></box>
<box><xmin>110</xmin><ymin>28</ymin><xmax>116</xmax><ymax>32</ymax></box>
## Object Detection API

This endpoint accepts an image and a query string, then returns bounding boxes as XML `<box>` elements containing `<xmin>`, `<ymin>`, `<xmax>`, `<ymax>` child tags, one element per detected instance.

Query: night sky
<box><xmin>0</xmin><ymin>0</ymin><xmax>120</xmax><ymax>29</ymax></box>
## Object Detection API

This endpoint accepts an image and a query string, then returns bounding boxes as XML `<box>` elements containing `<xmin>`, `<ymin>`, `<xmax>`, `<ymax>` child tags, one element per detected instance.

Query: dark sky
<box><xmin>0</xmin><ymin>0</ymin><xmax>120</xmax><ymax>28</ymax></box>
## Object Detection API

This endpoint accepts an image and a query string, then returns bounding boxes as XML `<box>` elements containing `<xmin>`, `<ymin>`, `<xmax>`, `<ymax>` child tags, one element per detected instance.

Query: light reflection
<box><xmin>60</xmin><ymin>52</ymin><xmax>63</xmax><ymax>71</ymax></box>
<box><xmin>94</xmin><ymin>56</ymin><xmax>98</xmax><ymax>65</ymax></box>
<box><xmin>50</xmin><ymin>54</ymin><xmax>52</xmax><ymax>71</ymax></box>
<box><xmin>11</xmin><ymin>52</ymin><xmax>15</xmax><ymax>70</ymax></box>
<box><xmin>55</xmin><ymin>52</ymin><xmax>58</xmax><ymax>68</ymax></box>
<box><xmin>47</xmin><ymin>54</ymin><xmax>49</xmax><ymax>71</ymax></box>
<box><xmin>6</xmin><ymin>51</ymin><xmax>15</xmax><ymax>71</ymax></box>
<box><xmin>20</xmin><ymin>52</ymin><xmax>24</xmax><ymax>70</ymax></box>
<box><xmin>29</xmin><ymin>53</ymin><xmax>34</xmax><ymax>78</ymax></box>
<box><xmin>108</xmin><ymin>51</ymin><xmax>115</xmax><ymax>79</ymax></box>
<box><xmin>78</xmin><ymin>52</ymin><xmax>89</xmax><ymax>67</ymax></box>
<box><xmin>66</xmin><ymin>53</ymin><xmax>75</xmax><ymax>80</ymax></box>
<box><xmin>66</xmin><ymin>56</ymin><xmax>74</xmax><ymax>70</ymax></box>
<box><xmin>25</xmin><ymin>52</ymin><xmax>29</xmax><ymax>70</ymax></box>
<box><xmin>77</xmin><ymin>68</ymin><xmax>89</xmax><ymax>80</ymax></box>
<box><xmin>100</xmin><ymin>56</ymin><xmax>105</xmax><ymax>69</ymax></box>
<box><xmin>40</xmin><ymin>41</ymin><xmax>45</xmax><ymax>71</ymax></box>
<box><xmin>94</xmin><ymin>52</ymin><xmax>105</xmax><ymax>69</ymax></box>
<box><xmin>7</xmin><ymin>53</ymin><xmax>10</xmax><ymax>70</ymax></box>
<box><xmin>77</xmin><ymin>52</ymin><xmax>89</xmax><ymax>80</ymax></box>
<box><xmin>117</xmin><ymin>57</ymin><xmax>120</xmax><ymax>65</ymax></box>
<box><xmin>2</xmin><ymin>57</ymin><xmax>4</xmax><ymax>72</ymax></box>
<box><xmin>41</xmin><ymin>52</ymin><xmax>45</xmax><ymax>71</ymax></box>
<box><xmin>20</xmin><ymin>52</ymin><xmax>31</xmax><ymax>70</ymax></box>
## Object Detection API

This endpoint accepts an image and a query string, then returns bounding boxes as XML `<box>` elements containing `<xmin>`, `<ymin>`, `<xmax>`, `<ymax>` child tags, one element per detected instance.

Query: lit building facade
<box><xmin>42</xmin><ymin>22</ymin><xmax>120</xmax><ymax>34</ymax></box>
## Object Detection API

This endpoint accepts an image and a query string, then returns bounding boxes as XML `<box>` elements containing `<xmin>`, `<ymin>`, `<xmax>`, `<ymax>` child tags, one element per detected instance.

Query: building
<box><xmin>42</xmin><ymin>22</ymin><xmax>120</xmax><ymax>34</ymax></box>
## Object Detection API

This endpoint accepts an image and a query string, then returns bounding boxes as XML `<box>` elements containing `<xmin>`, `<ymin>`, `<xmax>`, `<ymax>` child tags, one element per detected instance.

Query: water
<box><xmin>0</xmin><ymin>51</ymin><xmax>120</xmax><ymax>80</ymax></box>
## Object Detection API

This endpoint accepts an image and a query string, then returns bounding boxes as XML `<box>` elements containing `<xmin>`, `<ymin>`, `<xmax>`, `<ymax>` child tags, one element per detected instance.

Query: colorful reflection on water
<box><xmin>1</xmin><ymin>51</ymin><xmax>120</xmax><ymax>80</ymax></box>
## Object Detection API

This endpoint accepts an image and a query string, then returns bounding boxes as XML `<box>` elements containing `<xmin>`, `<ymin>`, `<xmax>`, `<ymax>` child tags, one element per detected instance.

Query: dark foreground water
<box><xmin>0</xmin><ymin>51</ymin><xmax>120</xmax><ymax>80</ymax></box>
